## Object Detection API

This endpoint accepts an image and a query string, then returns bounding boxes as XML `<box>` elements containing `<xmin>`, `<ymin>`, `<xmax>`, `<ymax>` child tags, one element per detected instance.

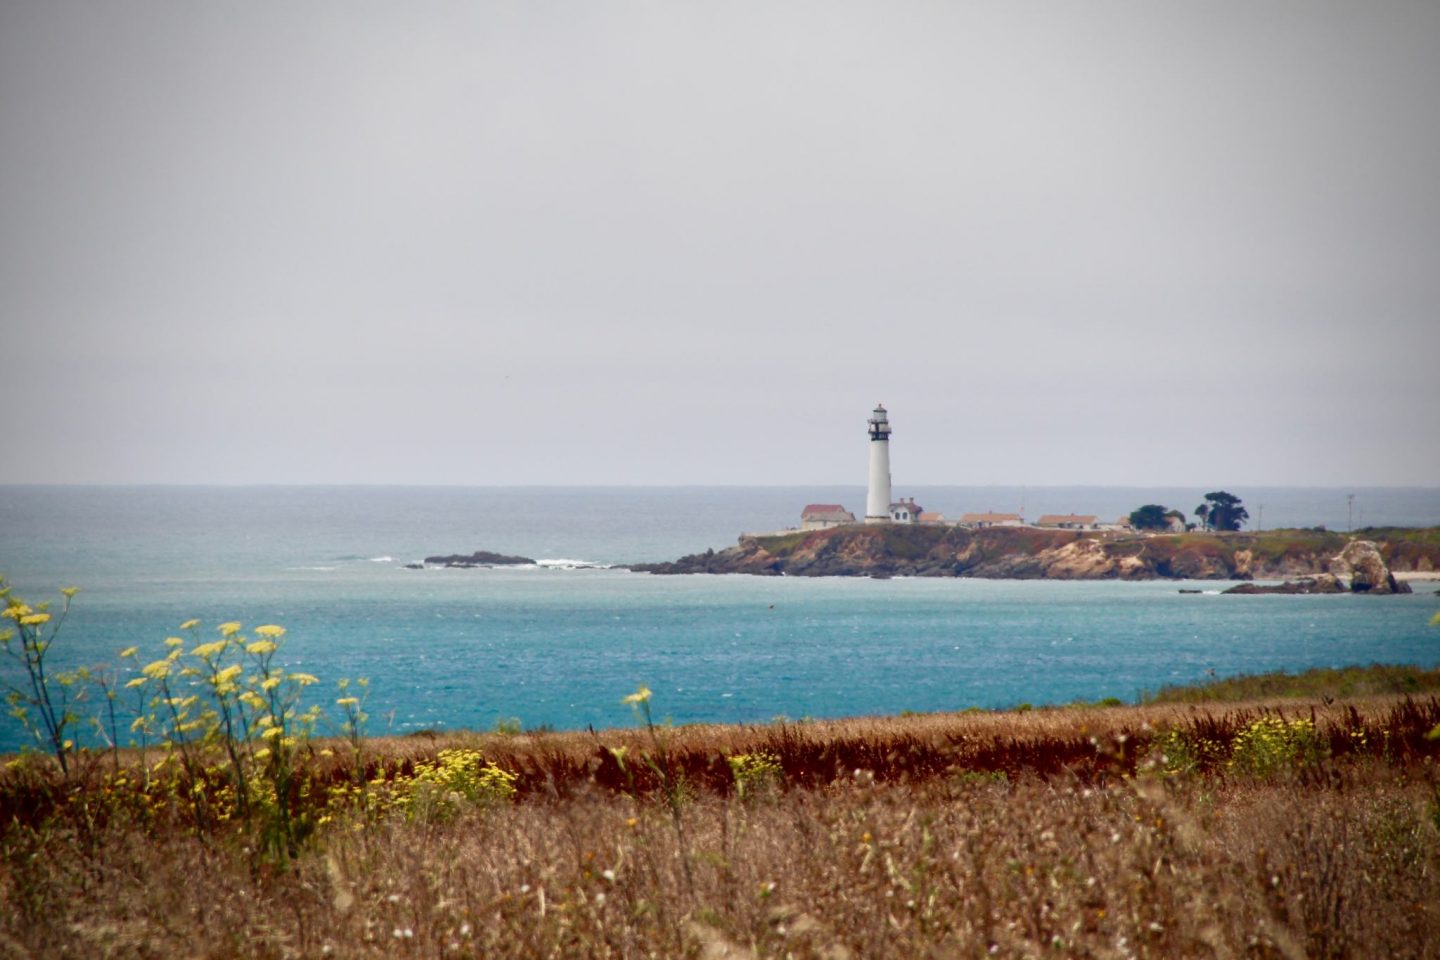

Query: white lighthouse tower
<box><xmin>865</xmin><ymin>404</ymin><xmax>892</xmax><ymax>523</ymax></box>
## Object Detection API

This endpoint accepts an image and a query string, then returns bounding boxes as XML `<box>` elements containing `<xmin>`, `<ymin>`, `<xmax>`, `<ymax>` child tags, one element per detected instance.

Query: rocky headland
<box><xmin>632</xmin><ymin>525</ymin><xmax>1438</xmax><ymax>588</ymax></box>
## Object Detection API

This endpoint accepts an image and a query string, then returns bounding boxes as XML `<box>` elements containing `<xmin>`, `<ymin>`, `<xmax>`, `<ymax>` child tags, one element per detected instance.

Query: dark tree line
<box><xmin>1128</xmin><ymin>504</ymin><xmax>1184</xmax><ymax>531</ymax></box>
<box><xmin>1194</xmin><ymin>491</ymin><xmax>1248</xmax><ymax>531</ymax></box>
<box><xmin>1127</xmin><ymin>492</ymin><xmax>1248</xmax><ymax>532</ymax></box>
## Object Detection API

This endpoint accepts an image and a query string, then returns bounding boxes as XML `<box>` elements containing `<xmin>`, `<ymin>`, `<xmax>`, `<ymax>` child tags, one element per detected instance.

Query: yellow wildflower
<box><xmin>239</xmin><ymin>691</ymin><xmax>266</xmax><ymax>710</ymax></box>
<box><xmin>179</xmin><ymin>618</ymin><xmax>200</xmax><ymax>630</ymax></box>
<box><xmin>215</xmin><ymin>664</ymin><xmax>243</xmax><ymax>684</ymax></box>
<box><xmin>254</xmin><ymin>624</ymin><xmax>286</xmax><ymax>638</ymax></box>
<box><xmin>288</xmin><ymin>672</ymin><xmax>319</xmax><ymax>686</ymax></box>
<box><xmin>141</xmin><ymin>660</ymin><xmax>171</xmax><ymax>679</ymax></box>
<box><xmin>622</xmin><ymin>685</ymin><xmax>652</xmax><ymax>705</ymax></box>
<box><xmin>247</xmin><ymin>639</ymin><xmax>277</xmax><ymax>655</ymax></box>
<box><xmin>60</xmin><ymin>587</ymin><xmax>79</xmax><ymax>599</ymax></box>
<box><xmin>261</xmin><ymin>726</ymin><xmax>283</xmax><ymax>739</ymax></box>
<box><xmin>119</xmin><ymin>646</ymin><xmax>139</xmax><ymax>658</ymax></box>
<box><xmin>125</xmin><ymin>677</ymin><xmax>148</xmax><ymax>689</ymax></box>
<box><xmin>190</xmin><ymin>640</ymin><xmax>227</xmax><ymax>659</ymax></box>
<box><xmin>164</xmin><ymin>637</ymin><xmax>184</xmax><ymax>648</ymax></box>
<box><xmin>3</xmin><ymin>604</ymin><xmax>33</xmax><ymax>619</ymax></box>
<box><xmin>336</xmin><ymin>696</ymin><xmax>360</xmax><ymax>707</ymax></box>
<box><xmin>261</xmin><ymin>677</ymin><xmax>281</xmax><ymax>691</ymax></box>
<box><xmin>219</xmin><ymin>622</ymin><xmax>242</xmax><ymax>637</ymax></box>
<box><xmin>19</xmin><ymin>613</ymin><xmax>50</xmax><ymax>626</ymax></box>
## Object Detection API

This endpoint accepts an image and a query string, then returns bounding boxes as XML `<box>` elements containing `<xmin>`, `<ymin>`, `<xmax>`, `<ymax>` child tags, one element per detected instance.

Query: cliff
<box><xmin>631</xmin><ymin>525</ymin><xmax>1440</xmax><ymax>581</ymax></box>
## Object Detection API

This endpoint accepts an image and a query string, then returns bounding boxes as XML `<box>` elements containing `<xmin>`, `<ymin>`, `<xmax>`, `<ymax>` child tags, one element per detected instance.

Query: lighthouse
<box><xmin>865</xmin><ymin>404</ymin><xmax>892</xmax><ymax>523</ymax></box>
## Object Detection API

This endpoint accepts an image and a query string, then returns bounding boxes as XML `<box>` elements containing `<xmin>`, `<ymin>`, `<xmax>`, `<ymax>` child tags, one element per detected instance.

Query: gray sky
<box><xmin>3</xmin><ymin>1</ymin><xmax>1437</xmax><ymax>486</ymax></box>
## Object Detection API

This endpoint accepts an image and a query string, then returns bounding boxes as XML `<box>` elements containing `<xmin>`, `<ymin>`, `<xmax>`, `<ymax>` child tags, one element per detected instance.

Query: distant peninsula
<box><xmin>631</xmin><ymin>525</ymin><xmax>1439</xmax><ymax>586</ymax></box>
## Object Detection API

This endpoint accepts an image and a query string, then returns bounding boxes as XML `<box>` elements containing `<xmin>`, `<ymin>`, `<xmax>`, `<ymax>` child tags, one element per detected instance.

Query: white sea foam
<box><xmin>536</xmin><ymin>558</ymin><xmax>610</xmax><ymax>570</ymax></box>
<box><xmin>368</xmin><ymin>556</ymin><xmax>394</xmax><ymax>563</ymax></box>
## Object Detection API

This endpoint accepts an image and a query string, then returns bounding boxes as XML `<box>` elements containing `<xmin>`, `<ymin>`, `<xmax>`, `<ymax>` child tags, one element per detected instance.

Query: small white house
<box><xmin>800</xmin><ymin>504</ymin><xmax>856</xmax><ymax>530</ymax></box>
<box><xmin>889</xmin><ymin>497</ymin><xmax>924</xmax><ymax>523</ymax></box>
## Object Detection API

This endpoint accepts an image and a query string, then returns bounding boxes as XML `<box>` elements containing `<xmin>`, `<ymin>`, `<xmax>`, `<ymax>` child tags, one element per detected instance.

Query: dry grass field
<box><xmin>4</xmin><ymin>690</ymin><xmax>1440</xmax><ymax>959</ymax></box>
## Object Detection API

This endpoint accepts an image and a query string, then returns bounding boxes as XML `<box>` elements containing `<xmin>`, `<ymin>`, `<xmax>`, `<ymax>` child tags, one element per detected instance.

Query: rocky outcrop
<box><xmin>422</xmin><ymin>550</ymin><xmax>537</xmax><ymax>568</ymax></box>
<box><xmin>1330</xmin><ymin>540</ymin><xmax>1412</xmax><ymax>594</ymax></box>
<box><xmin>635</xmin><ymin>525</ymin><xmax>1440</xmax><ymax>583</ymax></box>
<box><xmin>1223</xmin><ymin>574</ymin><xmax>1347</xmax><ymax>595</ymax></box>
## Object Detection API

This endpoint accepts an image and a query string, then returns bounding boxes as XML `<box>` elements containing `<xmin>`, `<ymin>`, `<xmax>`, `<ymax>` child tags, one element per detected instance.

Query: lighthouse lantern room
<box><xmin>865</xmin><ymin>404</ymin><xmax>892</xmax><ymax>523</ymax></box>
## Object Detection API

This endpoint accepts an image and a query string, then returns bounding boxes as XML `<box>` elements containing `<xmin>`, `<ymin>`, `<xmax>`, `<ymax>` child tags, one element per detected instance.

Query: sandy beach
<box><xmin>1395</xmin><ymin>570</ymin><xmax>1440</xmax><ymax>582</ymax></box>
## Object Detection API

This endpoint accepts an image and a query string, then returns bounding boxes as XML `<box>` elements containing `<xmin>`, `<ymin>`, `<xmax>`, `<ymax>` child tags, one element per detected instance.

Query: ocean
<box><xmin>1</xmin><ymin>485</ymin><xmax>1437</xmax><ymax>752</ymax></box>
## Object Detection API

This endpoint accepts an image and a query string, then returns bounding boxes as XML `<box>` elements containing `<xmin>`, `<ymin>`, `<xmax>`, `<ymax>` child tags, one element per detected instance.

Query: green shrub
<box><xmin>491</xmin><ymin>716</ymin><xmax>523</xmax><ymax>735</ymax></box>
<box><xmin>727</xmin><ymin>751</ymin><xmax>783</xmax><ymax>800</ymax></box>
<box><xmin>1229</xmin><ymin>716</ymin><xmax>1326</xmax><ymax>777</ymax></box>
<box><xmin>1148</xmin><ymin>728</ymin><xmax>1224</xmax><ymax>776</ymax></box>
<box><xmin>397</xmin><ymin>749</ymin><xmax>518</xmax><ymax>821</ymax></box>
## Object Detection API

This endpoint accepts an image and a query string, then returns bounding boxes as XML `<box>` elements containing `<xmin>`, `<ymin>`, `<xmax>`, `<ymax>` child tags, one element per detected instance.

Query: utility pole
<box><xmin>1346</xmin><ymin>493</ymin><xmax>1355</xmax><ymax>533</ymax></box>
<box><xmin>1257</xmin><ymin>502</ymin><xmax>1264</xmax><ymax>532</ymax></box>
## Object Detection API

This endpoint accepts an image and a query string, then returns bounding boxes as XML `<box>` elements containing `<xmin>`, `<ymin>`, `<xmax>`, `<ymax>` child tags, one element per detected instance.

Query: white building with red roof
<box><xmin>889</xmin><ymin>497</ymin><xmax>924</xmax><ymax>523</ymax></box>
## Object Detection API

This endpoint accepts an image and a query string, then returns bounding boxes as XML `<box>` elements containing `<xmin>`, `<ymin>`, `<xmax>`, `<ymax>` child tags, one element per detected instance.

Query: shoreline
<box><xmin>1394</xmin><ymin>570</ymin><xmax>1440</xmax><ymax>581</ymax></box>
<box><xmin>638</xmin><ymin>524</ymin><xmax>1440</xmax><ymax>582</ymax></box>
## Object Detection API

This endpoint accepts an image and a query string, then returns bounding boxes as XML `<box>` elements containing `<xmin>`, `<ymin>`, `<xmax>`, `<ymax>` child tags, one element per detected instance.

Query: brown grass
<box><xmin>5</xmin><ymin>696</ymin><xmax>1440</xmax><ymax>958</ymax></box>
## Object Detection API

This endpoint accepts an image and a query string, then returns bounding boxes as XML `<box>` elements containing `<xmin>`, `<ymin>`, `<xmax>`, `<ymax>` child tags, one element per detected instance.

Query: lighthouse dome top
<box><xmin>867</xmin><ymin>404</ymin><xmax>892</xmax><ymax>442</ymax></box>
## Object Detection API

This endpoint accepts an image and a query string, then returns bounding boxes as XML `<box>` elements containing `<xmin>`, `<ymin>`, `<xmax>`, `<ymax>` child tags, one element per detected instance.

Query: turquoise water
<box><xmin>1</xmin><ymin>486</ymin><xmax>1438</xmax><ymax>750</ymax></box>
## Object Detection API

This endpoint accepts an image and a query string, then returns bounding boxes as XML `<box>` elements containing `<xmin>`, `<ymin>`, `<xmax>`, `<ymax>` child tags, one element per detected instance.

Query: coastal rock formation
<box><xmin>1032</xmin><ymin>538</ymin><xmax>1115</xmax><ymax>579</ymax></box>
<box><xmin>633</xmin><ymin>525</ymin><xmax>1440</xmax><ymax>583</ymax></box>
<box><xmin>1330</xmin><ymin>540</ymin><xmax>1412</xmax><ymax>594</ymax></box>
<box><xmin>1223</xmin><ymin>574</ymin><xmax>1347</xmax><ymax>595</ymax></box>
<box><xmin>1232</xmin><ymin>549</ymin><xmax>1254</xmax><ymax>579</ymax></box>
<box><xmin>422</xmin><ymin>550</ymin><xmax>537</xmax><ymax>568</ymax></box>
<box><xmin>998</xmin><ymin>537</ymin><xmax>1145</xmax><ymax>580</ymax></box>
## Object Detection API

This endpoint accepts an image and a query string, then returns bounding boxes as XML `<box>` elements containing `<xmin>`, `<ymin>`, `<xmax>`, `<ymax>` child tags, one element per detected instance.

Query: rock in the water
<box><xmin>422</xmin><ymin>550</ymin><xmax>537</xmax><ymax>568</ymax></box>
<box><xmin>1331</xmin><ymin>540</ymin><xmax>1412</xmax><ymax>594</ymax></box>
<box><xmin>1223</xmin><ymin>574</ymin><xmax>1347</xmax><ymax>595</ymax></box>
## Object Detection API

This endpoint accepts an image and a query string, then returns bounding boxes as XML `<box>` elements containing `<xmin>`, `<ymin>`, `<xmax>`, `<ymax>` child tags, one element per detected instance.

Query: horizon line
<box><xmin>2</xmin><ymin>481</ymin><xmax>1437</xmax><ymax>491</ymax></box>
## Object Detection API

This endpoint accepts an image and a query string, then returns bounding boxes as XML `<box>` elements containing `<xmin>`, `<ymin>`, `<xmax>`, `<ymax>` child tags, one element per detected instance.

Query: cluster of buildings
<box><xmin>796</xmin><ymin>405</ymin><xmax>1135</xmax><ymax>533</ymax></box>
<box><xmin>799</xmin><ymin>504</ymin><xmax>1128</xmax><ymax>532</ymax></box>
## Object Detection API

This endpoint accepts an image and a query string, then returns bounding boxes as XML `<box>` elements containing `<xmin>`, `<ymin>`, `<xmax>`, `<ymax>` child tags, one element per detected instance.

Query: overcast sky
<box><xmin>2</xmin><ymin>1</ymin><xmax>1437</xmax><ymax>486</ymax></box>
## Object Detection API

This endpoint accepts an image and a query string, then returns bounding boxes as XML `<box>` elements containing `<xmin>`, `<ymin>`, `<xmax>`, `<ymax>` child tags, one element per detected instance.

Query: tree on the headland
<box><xmin>1195</xmin><ymin>491</ymin><xmax>1248</xmax><ymax>532</ymax></box>
<box><xmin>1128</xmin><ymin>504</ymin><xmax>1171</xmax><ymax>531</ymax></box>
